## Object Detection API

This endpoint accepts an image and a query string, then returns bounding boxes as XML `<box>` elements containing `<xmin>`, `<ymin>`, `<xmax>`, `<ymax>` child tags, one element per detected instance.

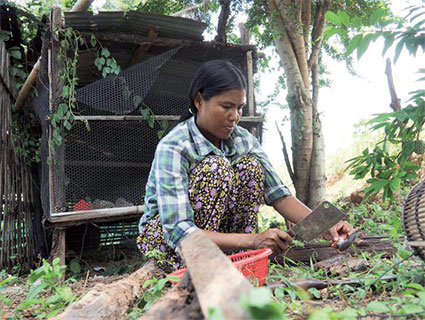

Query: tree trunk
<box><xmin>267</xmin><ymin>0</ymin><xmax>329</xmax><ymax>208</ymax></box>
<box><xmin>309</xmin><ymin>62</ymin><xmax>326</xmax><ymax>209</ymax></box>
<box><xmin>215</xmin><ymin>0</ymin><xmax>231</xmax><ymax>43</ymax></box>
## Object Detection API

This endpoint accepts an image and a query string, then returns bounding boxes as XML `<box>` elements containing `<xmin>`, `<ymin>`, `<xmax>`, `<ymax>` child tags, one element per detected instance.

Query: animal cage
<box><xmin>33</xmin><ymin>10</ymin><xmax>263</xmax><ymax>230</ymax></box>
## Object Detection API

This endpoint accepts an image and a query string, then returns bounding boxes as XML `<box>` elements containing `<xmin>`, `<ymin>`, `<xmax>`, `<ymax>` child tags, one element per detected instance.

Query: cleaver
<box><xmin>287</xmin><ymin>201</ymin><xmax>347</xmax><ymax>242</ymax></box>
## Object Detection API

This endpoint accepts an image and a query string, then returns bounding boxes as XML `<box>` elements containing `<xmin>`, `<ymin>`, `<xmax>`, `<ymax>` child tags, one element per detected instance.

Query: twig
<box><xmin>83</xmin><ymin>269</ymin><xmax>90</xmax><ymax>291</ymax></box>
<box><xmin>275</xmin><ymin>121</ymin><xmax>295</xmax><ymax>184</ymax></box>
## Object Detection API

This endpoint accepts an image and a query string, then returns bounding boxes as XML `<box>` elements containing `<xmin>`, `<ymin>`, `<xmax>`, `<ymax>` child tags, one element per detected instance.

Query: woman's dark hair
<box><xmin>180</xmin><ymin>60</ymin><xmax>247</xmax><ymax>122</ymax></box>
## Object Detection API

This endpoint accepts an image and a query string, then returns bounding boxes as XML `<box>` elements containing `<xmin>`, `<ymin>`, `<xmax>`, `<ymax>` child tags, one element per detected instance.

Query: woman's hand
<box><xmin>252</xmin><ymin>228</ymin><xmax>292</xmax><ymax>255</ymax></box>
<box><xmin>322</xmin><ymin>221</ymin><xmax>354</xmax><ymax>245</ymax></box>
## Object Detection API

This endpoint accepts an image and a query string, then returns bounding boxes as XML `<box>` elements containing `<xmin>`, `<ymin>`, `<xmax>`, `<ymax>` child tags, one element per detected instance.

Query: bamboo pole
<box><xmin>15</xmin><ymin>0</ymin><xmax>94</xmax><ymax>110</ymax></box>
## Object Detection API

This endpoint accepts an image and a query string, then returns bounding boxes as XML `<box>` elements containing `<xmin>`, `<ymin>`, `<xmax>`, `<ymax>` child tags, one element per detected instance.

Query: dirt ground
<box><xmin>1</xmin><ymin>246</ymin><xmax>144</xmax><ymax>319</ymax></box>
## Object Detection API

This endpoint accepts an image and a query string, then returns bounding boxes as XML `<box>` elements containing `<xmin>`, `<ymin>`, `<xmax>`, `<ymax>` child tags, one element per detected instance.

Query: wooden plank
<box><xmin>52</xmin><ymin>261</ymin><xmax>159</xmax><ymax>320</ymax></box>
<box><xmin>50</xmin><ymin>227</ymin><xmax>66</xmax><ymax>277</ymax></box>
<box><xmin>70</xmin><ymin>115</ymin><xmax>264</xmax><ymax>123</ymax></box>
<box><xmin>49</xmin><ymin>205</ymin><xmax>144</xmax><ymax>223</ymax></box>
<box><xmin>246</xmin><ymin>50</ymin><xmax>254</xmax><ymax>116</ymax></box>
<box><xmin>179</xmin><ymin>230</ymin><xmax>252</xmax><ymax>319</ymax></box>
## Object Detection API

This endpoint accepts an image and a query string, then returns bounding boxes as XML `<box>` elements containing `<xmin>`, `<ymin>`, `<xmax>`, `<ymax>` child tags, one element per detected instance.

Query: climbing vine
<box><xmin>48</xmin><ymin>28</ymin><xmax>169</xmax><ymax>157</ymax></box>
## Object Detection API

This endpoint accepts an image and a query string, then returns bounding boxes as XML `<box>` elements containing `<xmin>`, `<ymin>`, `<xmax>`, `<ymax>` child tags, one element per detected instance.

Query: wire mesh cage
<box><xmin>45</xmin><ymin>43</ymin><xmax>261</xmax><ymax>218</ymax></box>
<box><xmin>403</xmin><ymin>180</ymin><xmax>425</xmax><ymax>261</ymax></box>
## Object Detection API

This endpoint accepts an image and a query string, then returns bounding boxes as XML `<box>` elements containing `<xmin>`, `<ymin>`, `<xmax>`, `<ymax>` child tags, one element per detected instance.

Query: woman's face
<box><xmin>194</xmin><ymin>89</ymin><xmax>246</xmax><ymax>148</ymax></box>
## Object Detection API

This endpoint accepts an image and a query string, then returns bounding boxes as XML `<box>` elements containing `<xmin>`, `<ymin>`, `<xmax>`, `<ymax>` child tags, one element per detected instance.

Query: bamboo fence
<box><xmin>0</xmin><ymin>42</ymin><xmax>37</xmax><ymax>272</ymax></box>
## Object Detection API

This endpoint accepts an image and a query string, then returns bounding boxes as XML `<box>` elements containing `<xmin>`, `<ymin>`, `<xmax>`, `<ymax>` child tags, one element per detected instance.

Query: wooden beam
<box><xmin>50</xmin><ymin>227</ymin><xmax>66</xmax><ymax>279</ymax></box>
<box><xmin>246</xmin><ymin>51</ymin><xmax>254</xmax><ymax>117</ymax></box>
<box><xmin>49</xmin><ymin>205</ymin><xmax>144</xmax><ymax>224</ymax></box>
<box><xmin>179</xmin><ymin>230</ymin><xmax>252</xmax><ymax>319</ymax></box>
<box><xmin>71</xmin><ymin>115</ymin><xmax>264</xmax><ymax>123</ymax></box>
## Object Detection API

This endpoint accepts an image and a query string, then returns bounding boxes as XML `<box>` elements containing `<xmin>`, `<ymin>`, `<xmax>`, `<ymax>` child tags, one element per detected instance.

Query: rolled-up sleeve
<box><xmin>155</xmin><ymin>142</ymin><xmax>197</xmax><ymax>249</ymax></box>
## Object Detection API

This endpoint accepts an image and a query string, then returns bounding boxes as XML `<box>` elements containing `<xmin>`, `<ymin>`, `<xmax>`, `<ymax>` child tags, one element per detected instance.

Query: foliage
<box><xmin>240</xmin><ymin>287</ymin><xmax>287</xmax><ymax>320</ymax></box>
<box><xmin>13</xmin><ymin>258</ymin><xmax>75</xmax><ymax>319</ymax></box>
<box><xmin>49</xmin><ymin>27</ymin><xmax>83</xmax><ymax>151</ymax></box>
<box><xmin>0</xmin><ymin>270</ymin><xmax>17</xmax><ymax>317</ymax></box>
<box><xmin>329</xmin><ymin>3</ymin><xmax>425</xmax><ymax>201</ymax></box>
<box><xmin>126</xmin><ymin>275</ymin><xmax>179</xmax><ymax>319</ymax></box>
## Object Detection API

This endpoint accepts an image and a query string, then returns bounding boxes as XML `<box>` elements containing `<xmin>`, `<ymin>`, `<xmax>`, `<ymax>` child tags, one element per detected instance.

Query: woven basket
<box><xmin>403</xmin><ymin>180</ymin><xmax>425</xmax><ymax>261</ymax></box>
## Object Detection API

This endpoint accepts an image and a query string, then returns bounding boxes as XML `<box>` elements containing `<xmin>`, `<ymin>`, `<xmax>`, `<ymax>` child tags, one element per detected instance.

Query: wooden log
<box><xmin>52</xmin><ymin>261</ymin><xmax>159</xmax><ymax>320</ymax></box>
<box><xmin>314</xmin><ymin>254</ymin><xmax>369</xmax><ymax>276</ymax></box>
<box><xmin>49</xmin><ymin>205</ymin><xmax>144</xmax><ymax>224</ymax></box>
<box><xmin>276</xmin><ymin>236</ymin><xmax>396</xmax><ymax>264</ymax></box>
<box><xmin>139</xmin><ymin>273</ymin><xmax>203</xmax><ymax>320</ymax></box>
<box><xmin>179</xmin><ymin>230</ymin><xmax>253</xmax><ymax>319</ymax></box>
<box><xmin>50</xmin><ymin>227</ymin><xmax>66</xmax><ymax>274</ymax></box>
<box><xmin>71</xmin><ymin>115</ymin><xmax>264</xmax><ymax>123</ymax></box>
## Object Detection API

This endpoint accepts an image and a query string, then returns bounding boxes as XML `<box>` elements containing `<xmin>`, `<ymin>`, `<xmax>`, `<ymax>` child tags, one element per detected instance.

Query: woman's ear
<box><xmin>194</xmin><ymin>92</ymin><xmax>203</xmax><ymax>111</ymax></box>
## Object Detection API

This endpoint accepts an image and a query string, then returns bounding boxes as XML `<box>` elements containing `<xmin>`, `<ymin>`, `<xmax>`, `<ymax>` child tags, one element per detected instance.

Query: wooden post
<box><xmin>50</xmin><ymin>227</ymin><xmax>66</xmax><ymax>273</ymax></box>
<box><xmin>246</xmin><ymin>51</ymin><xmax>258</xmax><ymax>137</ymax></box>
<box><xmin>179</xmin><ymin>230</ymin><xmax>253</xmax><ymax>319</ymax></box>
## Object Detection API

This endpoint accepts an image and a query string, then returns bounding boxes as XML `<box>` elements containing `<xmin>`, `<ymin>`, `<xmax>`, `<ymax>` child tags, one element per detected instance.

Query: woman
<box><xmin>137</xmin><ymin>60</ymin><xmax>353</xmax><ymax>272</ymax></box>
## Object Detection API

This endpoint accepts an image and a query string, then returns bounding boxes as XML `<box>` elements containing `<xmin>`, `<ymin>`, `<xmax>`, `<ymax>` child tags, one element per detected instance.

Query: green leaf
<box><xmin>365</xmin><ymin>301</ymin><xmax>390</xmax><ymax>312</ymax></box>
<box><xmin>406</xmin><ymin>283</ymin><xmax>425</xmax><ymax>292</ymax></box>
<box><xmin>99</xmin><ymin>57</ymin><xmax>106</xmax><ymax>65</ymax></box>
<box><xmin>64</xmin><ymin>120</ymin><xmax>72</xmax><ymax>131</ymax></box>
<box><xmin>382</xmin><ymin>33</ymin><xmax>396</xmax><ymax>56</ymax></box>
<box><xmin>27</xmin><ymin>281</ymin><xmax>50</xmax><ymax>299</ymax></box>
<box><xmin>414</xmin><ymin>140</ymin><xmax>425</xmax><ymax>154</ymax></box>
<box><xmin>147</xmin><ymin>115</ymin><xmax>155</xmax><ymax>129</ymax></box>
<box><xmin>208</xmin><ymin>306</ymin><xmax>226</xmax><ymax>320</ymax></box>
<box><xmin>157</xmin><ymin>130</ymin><xmax>165</xmax><ymax>140</ymax></box>
<box><xmin>101</xmin><ymin>48</ymin><xmax>110</xmax><ymax>58</ymax></box>
<box><xmin>389</xmin><ymin>178</ymin><xmax>400</xmax><ymax>191</ymax></box>
<box><xmin>337</xmin><ymin>10</ymin><xmax>350</xmax><ymax>27</ymax></box>
<box><xmin>70</xmin><ymin>259</ymin><xmax>81</xmax><ymax>274</ymax></box>
<box><xmin>57</xmin><ymin>104</ymin><xmax>68</xmax><ymax>118</ymax></box>
<box><xmin>325</xmin><ymin>12</ymin><xmax>342</xmax><ymax>26</ymax></box>
<box><xmin>0</xmin><ymin>30</ymin><xmax>10</xmax><ymax>41</ymax></box>
<box><xmin>346</xmin><ymin>34</ymin><xmax>363</xmax><ymax>56</ymax></box>
<box><xmin>143</xmin><ymin>279</ymin><xmax>156</xmax><ymax>289</ymax></box>
<box><xmin>394</xmin><ymin>39</ymin><xmax>405</xmax><ymax>64</ymax></box>
<box><xmin>8</xmin><ymin>47</ymin><xmax>22</xmax><ymax>59</ymax></box>
<box><xmin>90</xmin><ymin>34</ymin><xmax>97</xmax><ymax>47</ymax></box>
<box><xmin>166</xmin><ymin>275</ymin><xmax>180</xmax><ymax>282</ymax></box>
<box><xmin>308</xmin><ymin>287</ymin><xmax>321</xmax><ymax>299</ymax></box>
<box><xmin>133</xmin><ymin>95</ymin><xmax>143</xmax><ymax>107</ymax></box>
<box><xmin>357</xmin><ymin>34</ymin><xmax>373</xmax><ymax>59</ymax></box>
<box><xmin>140</xmin><ymin>108</ymin><xmax>150</xmax><ymax>121</ymax></box>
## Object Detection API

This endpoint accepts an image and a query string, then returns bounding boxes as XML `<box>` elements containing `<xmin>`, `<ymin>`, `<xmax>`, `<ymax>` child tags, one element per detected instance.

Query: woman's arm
<box><xmin>202</xmin><ymin>228</ymin><xmax>293</xmax><ymax>255</ymax></box>
<box><xmin>271</xmin><ymin>195</ymin><xmax>311</xmax><ymax>223</ymax></box>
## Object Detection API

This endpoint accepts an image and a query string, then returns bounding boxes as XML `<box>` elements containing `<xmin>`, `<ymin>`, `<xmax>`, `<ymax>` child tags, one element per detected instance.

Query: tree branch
<box><xmin>301</xmin><ymin>1</ymin><xmax>311</xmax><ymax>50</ymax></box>
<box><xmin>385</xmin><ymin>58</ymin><xmax>402</xmax><ymax>112</ymax></box>
<box><xmin>274</xmin><ymin>0</ymin><xmax>310</xmax><ymax>90</ymax></box>
<box><xmin>308</xmin><ymin>0</ymin><xmax>330</xmax><ymax>70</ymax></box>
<box><xmin>215</xmin><ymin>0</ymin><xmax>231</xmax><ymax>43</ymax></box>
<box><xmin>275</xmin><ymin>121</ymin><xmax>295</xmax><ymax>184</ymax></box>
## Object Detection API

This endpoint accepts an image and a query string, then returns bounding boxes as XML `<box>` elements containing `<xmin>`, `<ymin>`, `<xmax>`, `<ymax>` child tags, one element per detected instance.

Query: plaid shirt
<box><xmin>138</xmin><ymin>116</ymin><xmax>291</xmax><ymax>249</ymax></box>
